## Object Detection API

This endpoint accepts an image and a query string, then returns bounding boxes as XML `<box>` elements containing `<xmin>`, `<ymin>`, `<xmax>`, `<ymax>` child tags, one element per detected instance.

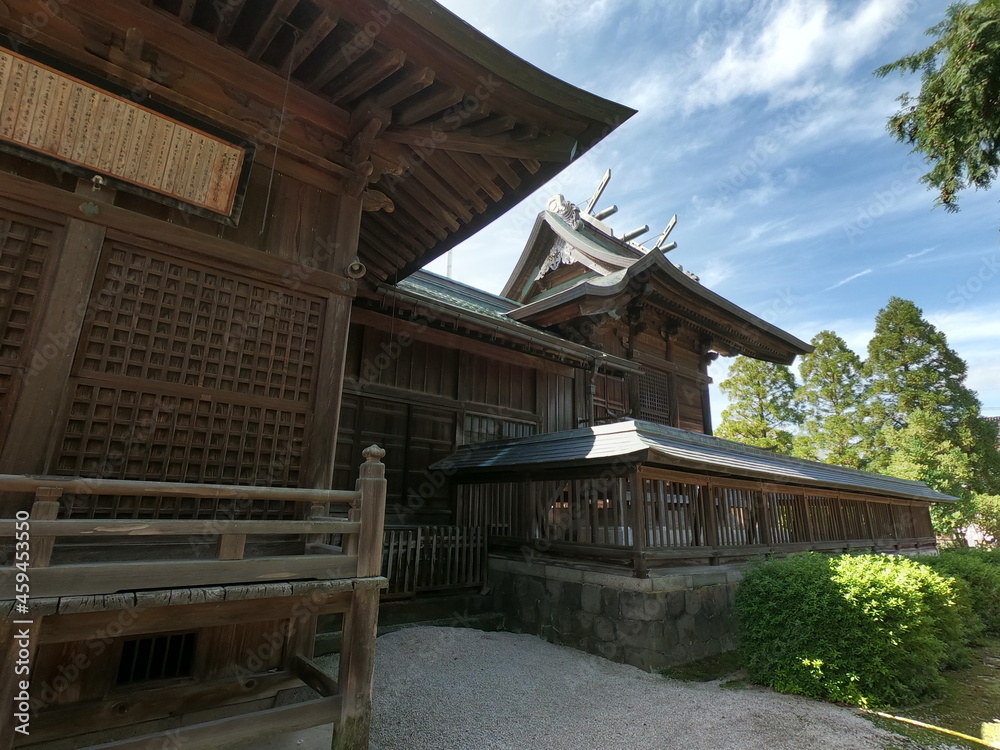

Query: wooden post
<box><xmin>0</xmin><ymin>181</ymin><xmax>111</xmax><ymax>483</ymax></box>
<box><xmin>628</xmin><ymin>469</ymin><xmax>648</xmax><ymax>579</ymax></box>
<box><xmin>332</xmin><ymin>445</ymin><xmax>386</xmax><ymax>750</ymax></box>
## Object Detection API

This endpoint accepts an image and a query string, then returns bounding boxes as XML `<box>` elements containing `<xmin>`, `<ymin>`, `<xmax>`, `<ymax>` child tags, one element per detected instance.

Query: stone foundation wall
<box><xmin>490</xmin><ymin>556</ymin><xmax>743</xmax><ymax>672</ymax></box>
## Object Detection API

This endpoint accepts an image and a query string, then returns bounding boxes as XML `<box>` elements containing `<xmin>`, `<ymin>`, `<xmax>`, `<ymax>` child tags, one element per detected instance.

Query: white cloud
<box><xmin>686</xmin><ymin>0</ymin><xmax>914</xmax><ymax>111</ymax></box>
<box><xmin>825</xmin><ymin>269</ymin><xmax>873</xmax><ymax>291</ymax></box>
<box><xmin>888</xmin><ymin>247</ymin><xmax>935</xmax><ymax>266</ymax></box>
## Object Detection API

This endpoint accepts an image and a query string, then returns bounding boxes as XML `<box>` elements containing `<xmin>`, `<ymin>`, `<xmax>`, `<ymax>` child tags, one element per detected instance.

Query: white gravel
<box><xmin>251</xmin><ymin>626</ymin><xmax>914</xmax><ymax>750</ymax></box>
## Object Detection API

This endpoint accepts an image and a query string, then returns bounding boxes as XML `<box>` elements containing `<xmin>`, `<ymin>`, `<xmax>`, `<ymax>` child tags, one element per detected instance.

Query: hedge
<box><xmin>735</xmin><ymin>552</ymin><xmax>976</xmax><ymax>707</ymax></box>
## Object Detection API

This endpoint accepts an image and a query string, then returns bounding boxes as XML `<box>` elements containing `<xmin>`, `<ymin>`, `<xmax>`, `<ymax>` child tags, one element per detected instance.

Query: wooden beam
<box><xmin>425</xmin><ymin>153</ymin><xmax>488</xmax><ymax>213</ymax></box>
<box><xmin>84</xmin><ymin>697</ymin><xmax>342</xmax><ymax>750</ymax></box>
<box><xmin>445</xmin><ymin>151</ymin><xmax>504</xmax><ymax>201</ymax></box>
<box><xmin>467</xmin><ymin>115</ymin><xmax>516</xmax><ymax>137</ymax></box>
<box><xmin>0</xmin><ymin>472</ymin><xmax>358</xmax><ymax>504</ymax></box>
<box><xmin>178</xmin><ymin>0</ymin><xmax>197</xmax><ymax>24</ymax></box>
<box><xmin>395</xmin><ymin>175</ymin><xmax>460</xmax><ymax>232</ymax></box>
<box><xmin>394</xmin><ymin>85</ymin><xmax>464</xmax><ymax>127</ymax></box>
<box><xmin>26</xmin><ymin>671</ymin><xmax>298</xmax><ymax>744</ymax></box>
<box><xmin>384</xmin><ymin>127</ymin><xmax>578</xmax><ymax>162</ymax></box>
<box><xmin>284</xmin><ymin>10</ymin><xmax>339</xmax><ymax>73</ymax></box>
<box><xmin>0</xmin><ymin>519</ymin><xmax>361</xmax><ymax>537</ymax></box>
<box><xmin>292</xmin><ymin>655</ymin><xmax>339</xmax><ymax>697</ymax></box>
<box><xmin>0</xmin><ymin>181</ymin><xmax>109</xmax><ymax>478</ymax></box>
<box><xmin>2</xmin><ymin>555</ymin><xmax>359</xmax><ymax>599</ymax></box>
<box><xmin>246</xmin><ymin>0</ymin><xmax>298</xmax><ymax>60</ymax></box>
<box><xmin>483</xmin><ymin>155</ymin><xmax>521</xmax><ymax>189</ymax></box>
<box><xmin>375</xmin><ymin>66</ymin><xmax>436</xmax><ymax>110</ymax></box>
<box><xmin>39</xmin><ymin>0</ymin><xmax>352</xmax><ymax>136</ymax></box>
<box><xmin>309</xmin><ymin>33</ymin><xmax>374</xmax><ymax>92</ymax></box>
<box><xmin>331</xmin><ymin>49</ymin><xmax>407</xmax><ymax>106</ymax></box>
<box><xmin>214</xmin><ymin>0</ymin><xmax>248</xmax><ymax>44</ymax></box>
<box><xmin>38</xmin><ymin>590</ymin><xmax>354</xmax><ymax>644</ymax></box>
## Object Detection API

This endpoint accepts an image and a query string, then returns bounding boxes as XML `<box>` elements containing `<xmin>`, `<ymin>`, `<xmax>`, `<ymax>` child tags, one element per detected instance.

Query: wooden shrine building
<box><xmin>0</xmin><ymin>1</ymin><xmax>634</xmax><ymax>748</ymax></box>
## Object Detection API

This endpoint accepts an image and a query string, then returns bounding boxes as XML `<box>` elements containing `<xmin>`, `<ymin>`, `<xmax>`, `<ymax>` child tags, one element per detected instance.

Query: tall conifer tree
<box><xmin>794</xmin><ymin>331</ymin><xmax>868</xmax><ymax>469</ymax></box>
<box><xmin>865</xmin><ymin>297</ymin><xmax>1000</xmax><ymax>534</ymax></box>
<box><xmin>716</xmin><ymin>356</ymin><xmax>800</xmax><ymax>453</ymax></box>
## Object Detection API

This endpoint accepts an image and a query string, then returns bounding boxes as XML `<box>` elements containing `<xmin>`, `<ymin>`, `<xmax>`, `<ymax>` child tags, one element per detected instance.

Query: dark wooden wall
<box><xmin>335</xmin><ymin>316</ymin><xmax>580</xmax><ymax>524</ymax></box>
<box><xmin>0</xmin><ymin>148</ymin><xmax>358</xmax><ymax>510</ymax></box>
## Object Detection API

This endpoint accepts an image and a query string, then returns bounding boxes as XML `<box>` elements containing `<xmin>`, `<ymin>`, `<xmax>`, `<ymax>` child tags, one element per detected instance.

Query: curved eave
<box><xmin>342</xmin><ymin>0</ymin><xmax>636</xmax><ymax>283</ymax></box>
<box><xmin>508</xmin><ymin>247</ymin><xmax>812</xmax><ymax>363</ymax></box>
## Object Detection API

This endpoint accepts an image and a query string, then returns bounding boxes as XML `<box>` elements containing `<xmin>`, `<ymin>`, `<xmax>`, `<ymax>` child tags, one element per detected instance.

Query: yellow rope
<box><xmin>861</xmin><ymin>709</ymin><xmax>998</xmax><ymax>748</ymax></box>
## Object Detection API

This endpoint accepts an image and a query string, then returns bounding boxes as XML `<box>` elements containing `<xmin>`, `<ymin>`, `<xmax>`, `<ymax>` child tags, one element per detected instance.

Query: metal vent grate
<box><xmin>116</xmin><ymin>632</ymin><xmax>196</xmax><ymax>685</ymax></box>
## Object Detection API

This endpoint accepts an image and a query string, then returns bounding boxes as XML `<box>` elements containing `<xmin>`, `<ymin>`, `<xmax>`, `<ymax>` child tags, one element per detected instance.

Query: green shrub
<box><xmin>921</xmin><ymin>547</ymin><xmax>1000</xmax><ymax>635</ymax></box>
<box><xmin>735</xmin><ymin>552</ymin><xmax>974</xmax><ymax>707</ymax></box>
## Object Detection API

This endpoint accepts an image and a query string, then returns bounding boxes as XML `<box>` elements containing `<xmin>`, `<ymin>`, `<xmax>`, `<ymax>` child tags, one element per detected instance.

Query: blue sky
<box><xmin>427</xmin><ymin>0</ymin><xmax>1000</xmax><ymax>427</ymax></box>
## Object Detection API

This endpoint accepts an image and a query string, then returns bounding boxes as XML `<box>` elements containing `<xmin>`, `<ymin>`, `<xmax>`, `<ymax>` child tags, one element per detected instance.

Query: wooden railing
<box><xmin>458</xmin><ymin>466</ymin><xmax>938</xmax><ymax>574</ymax></box>
<box><xmin>0</xmin><ymin>447</ymin><xmax>388</xmax><ymax>750</ymax></box>
<box><xmin>381</xmin><ymin>525</ymin><xmax>486</xmax><ymax>599</ymax></box>
<box><xmin>0</xmin><ymin>473</ymin><xmax>384</xmax><ymax>600</ymax></box>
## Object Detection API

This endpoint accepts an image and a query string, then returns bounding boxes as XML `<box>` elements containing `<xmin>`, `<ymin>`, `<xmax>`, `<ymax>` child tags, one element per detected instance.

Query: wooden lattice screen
<box><xmin>636</xmin><ymin>369</ymin><xmax>671</xmax><ymax>426</ymax></box>
<box><xmin>0</xmin><ymin>211</ymin><xmax>59</xmax><ymax>438</ymax></box>
<box><xmin>55</xmin><ymin>237</ymin><xmax>324</xmax><ymax>518</ymax></box>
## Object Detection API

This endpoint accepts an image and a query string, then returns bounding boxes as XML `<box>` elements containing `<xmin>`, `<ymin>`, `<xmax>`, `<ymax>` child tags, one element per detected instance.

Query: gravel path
<box><xmin>252</xmin><ymin>626</ymin><xmax>917</xmax><ymax>750</ymax></box>
<box><xmin>365</xmin><ymin>627</ymin><xmax>903</xmax><ymax>750</ymax></box>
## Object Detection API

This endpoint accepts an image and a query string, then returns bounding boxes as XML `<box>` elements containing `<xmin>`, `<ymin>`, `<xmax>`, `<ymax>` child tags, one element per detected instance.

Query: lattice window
<box><xmin>80</xmin><ymin>243</ymin><xmax>321</xmax><ymax>401</ymax></box>
<box><xmin>0</xmin><ymin>214</ymin><xmax>55</xmax><ymax>418</ymax></box>
<box><xmin>58</xmin><ymin>383</ymin><xmax>304</xmax><ymax>492</ymax></box>
<box><xmin>462</xmin><ymin>413</ymin><xmax>536</xmax><ymax>445</ymax></box>
<box><xmin>636</xmin><ymin>369</ymin><xmax>671</xmax><ymax>426</ymax></box>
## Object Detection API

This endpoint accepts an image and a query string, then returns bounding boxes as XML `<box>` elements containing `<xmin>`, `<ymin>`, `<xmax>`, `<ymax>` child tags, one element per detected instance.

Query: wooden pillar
<box><xmin>0</xmin><ymin>181</ymin><xmax>112</xmax><ymax>484</ymax></box>
<box><xmin>628</xmin><ymin>468</ymin><xmax>648</xmax><ymax>578</ymax></box>
<box><xmin>700</xmin><ymin>383</ymin><xmax>713</xmax><ymax>435</ymax></box>
<box><xmin>302</xmin><ymin>193</ymin><xmax>362</xmax><ymax>491</ymax></box>
<box><xmin>333</xmin><ymin>446</ymin><xmax>386</xmax><ymax>750</ymax></box>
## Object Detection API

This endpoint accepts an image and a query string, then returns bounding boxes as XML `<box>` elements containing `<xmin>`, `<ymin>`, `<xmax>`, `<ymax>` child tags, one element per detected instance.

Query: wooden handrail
<box><xmin>0</xmin><ymin>519</ymin><xmax>361</xmax><ymax>537</ymax></box>
<box><xmin>0</xmin><ymin>474</ymin><xmax>360</xmax><ymax>504</ymax></box>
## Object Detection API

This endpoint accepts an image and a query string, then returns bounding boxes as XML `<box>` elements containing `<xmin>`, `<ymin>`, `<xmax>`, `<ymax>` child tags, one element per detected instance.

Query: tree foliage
<box><xmin>864</xmin><ymin>297</ymin><xmax>1000</xmax><ymax>535</ymax></box>
<box><xmin>794</xmin><ymin>330</ymin><xmax>868</xmax><ymax>468</ymax></box>
<box><xmin>876</xmin><ymin>0</ymin><xmax>1000</xmax><ymax>214</ymax></box>
<box><xmin>716</xmin><ymin>356</ymin><xmax>799</xmax><ymax>452</ymax></box>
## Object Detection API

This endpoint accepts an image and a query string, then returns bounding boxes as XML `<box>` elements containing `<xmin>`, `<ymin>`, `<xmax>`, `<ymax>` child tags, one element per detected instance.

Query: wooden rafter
<box><xmin>482</xmin><ymin>155</ymin><xmax>521</xmax><ymax>189</ymax></box>
<box><xmin>331</xmin><ymin>49</ymin><xmax>406</xmax><ymax>106</ymax></box>
<box><xmin>394</xmin><ymin>85</ymin><xmax>464</xmax><ymax>127</ymax></box>
<box><xmin>214</xmin><ymin>0</ymin><xmax>247</xmax><ymax>43</ymax></box>
<box><xmin>283</xmin><ymin>10</ymin><xmax>339</xmax><ymax>73</ymax></box>
<box><xmin>246</xmin><ymin>0</ymin><xmax>298</xmax><ymax>61</ymax></box>
<box><xmin>375</xmin><ymin>66</ymin><xmax>436</xmax><ymax>110</ymax></box>
<box><xmin>408</xmin><ymin>166</ymin><xmax>473</xmax><ymax>223</ymax></box>
<box><xmin>425</xmin><ymin>153</ymin><xmax>488</xmax><ymax>213</ymax></box>
<box><xmin>178</xmin><ymin>0</ymin><xmax>197</xmax><ymax>24</ymax></box>
<box><xmin>445</xmin><ymin>151</ymin><xmax>504</xmax><ymax>202</ymax></box>
<box><xmin>308</xmin><ymin>31</ymin><xmax>373</xmax><ymax>91</ymax></box>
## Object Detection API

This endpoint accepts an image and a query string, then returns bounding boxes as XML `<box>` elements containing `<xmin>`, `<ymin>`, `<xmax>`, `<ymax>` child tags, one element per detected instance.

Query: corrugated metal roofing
<box><xmin>434</xmin><ymin>419</ymin><xmax>956</xmax><ymax>503</ymax></box>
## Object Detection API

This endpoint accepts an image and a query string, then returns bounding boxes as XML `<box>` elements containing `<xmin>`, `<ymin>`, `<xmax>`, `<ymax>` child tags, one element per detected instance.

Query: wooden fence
<box><xmin>381</xmin><ymin>525</ymin><xmax>486</xmax><ymax>598</ymax></box>
<box><xmin>458</xmin><ymin>465</ymin><xmax>938</xmax><ymax>574</ymax></box>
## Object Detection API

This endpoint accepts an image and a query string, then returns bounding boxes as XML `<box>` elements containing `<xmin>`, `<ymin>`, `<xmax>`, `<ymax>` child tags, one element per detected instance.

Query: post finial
<box><xmin>362</xmin><ymin>444</ymin><xmax>386</xmax><ymax>462</ymax></box>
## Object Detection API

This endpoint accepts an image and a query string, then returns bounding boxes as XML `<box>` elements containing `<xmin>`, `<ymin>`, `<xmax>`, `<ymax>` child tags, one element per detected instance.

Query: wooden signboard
<box><xmin>0</xmin><ymin>41</ymin><xmax>253</xmax><ymax>224</ymax></box>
